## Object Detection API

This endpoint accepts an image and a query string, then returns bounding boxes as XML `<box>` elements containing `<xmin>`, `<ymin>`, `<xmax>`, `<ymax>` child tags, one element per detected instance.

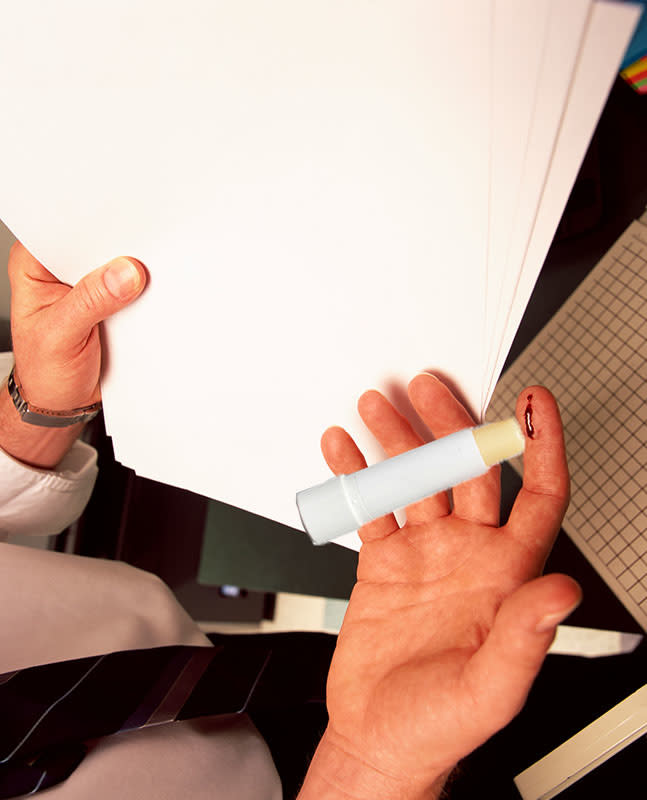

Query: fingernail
<box><xmin>536</xmin><ymin>601</ymin><xmax>581</xmax><ymax>633</ymax></box>
<box><xmin>414</xmin><ymin>371</ymin><xmax>439</xmax><ymax>380</ymax></box>
<box><xmin>104</xmin><ymin>258</ymin><xmax>142</xmax><ymax>299</ymax></box>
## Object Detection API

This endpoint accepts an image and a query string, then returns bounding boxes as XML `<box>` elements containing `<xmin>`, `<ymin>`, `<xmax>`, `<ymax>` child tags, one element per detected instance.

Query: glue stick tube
<box><xmin>296</xmin><ymin>418</ymin><xmax>524</xmax><ymax>545</ymax></box>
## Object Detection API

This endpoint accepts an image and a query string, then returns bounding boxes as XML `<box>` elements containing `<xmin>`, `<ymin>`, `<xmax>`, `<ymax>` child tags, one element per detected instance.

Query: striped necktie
<box><xmin>0</xmin><ymin>631</ymin><xmax>335</xmax><ymax>797</ymax></box>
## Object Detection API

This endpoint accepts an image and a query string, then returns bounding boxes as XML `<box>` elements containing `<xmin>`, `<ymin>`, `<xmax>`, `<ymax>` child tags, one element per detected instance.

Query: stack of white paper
<box><xmin>0</xmin><ymin>1</ymin><xmax>640</xmax><ymax>549</ymax></box>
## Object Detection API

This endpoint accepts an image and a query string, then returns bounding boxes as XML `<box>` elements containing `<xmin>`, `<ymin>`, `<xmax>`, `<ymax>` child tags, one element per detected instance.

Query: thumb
<box><xmin>463</xmin><ymin>574</ymin><xmax>581</xmax><ymax>732</ymax></box>
<box><xmin>56</xmin><ymin>257</ymin><xmax>147</xmax><ymax>345</ymax></box>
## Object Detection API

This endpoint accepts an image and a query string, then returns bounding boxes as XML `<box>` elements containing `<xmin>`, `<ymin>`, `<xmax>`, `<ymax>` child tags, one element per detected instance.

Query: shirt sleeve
<box><xmin>0</xmin><ymin>351</ymin><xmax>99</xmax><ymax>538</ymax></box>
<box><xmin>0</xmin><ymin>439</ymin><xmax>99</xmax><ymax>537</ymax></box>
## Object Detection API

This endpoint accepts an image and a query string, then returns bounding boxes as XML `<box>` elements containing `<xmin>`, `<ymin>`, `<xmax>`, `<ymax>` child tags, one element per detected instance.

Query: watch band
<box><xmin>7</xmin><ymin>367</ymin><xmax>101</xmax><ymax>428</ymax></box>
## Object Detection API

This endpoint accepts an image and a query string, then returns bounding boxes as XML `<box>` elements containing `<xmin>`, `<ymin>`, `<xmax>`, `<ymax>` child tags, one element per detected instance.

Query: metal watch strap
<box><xmin>7</xmin><ymin>367</ymin><xmax>101</xmax><ymax>428</ymax></box>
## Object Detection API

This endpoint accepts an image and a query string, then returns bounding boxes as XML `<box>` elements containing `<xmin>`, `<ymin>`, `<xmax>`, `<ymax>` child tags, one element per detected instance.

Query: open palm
<box><xmin>319</xmin><ymin>374</ymin><xmax>580</xmax><ymax>795</ymax></box>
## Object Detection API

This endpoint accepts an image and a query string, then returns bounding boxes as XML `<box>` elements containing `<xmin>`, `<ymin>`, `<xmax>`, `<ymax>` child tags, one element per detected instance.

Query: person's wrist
<box><xmin>8</xmin><ymin>366</ymin><xmax>101</xmax><ymax>427</ymax></box>
<box><xmin>298</xmin><ymin>728</ymin><xmax>450</xmax><ymax>800</ymax></box>
<box><xmin>0</xmin><ymin>376</ymin><xmax>85</xmax><ymax>469</ymax></box>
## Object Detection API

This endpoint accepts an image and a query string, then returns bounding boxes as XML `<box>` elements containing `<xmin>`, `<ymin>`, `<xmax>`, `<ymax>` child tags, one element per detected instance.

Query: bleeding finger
<box><xmin>505</xmin><ymin>386</ymin><xmax>570</xmax><ymax>571</ymax></box>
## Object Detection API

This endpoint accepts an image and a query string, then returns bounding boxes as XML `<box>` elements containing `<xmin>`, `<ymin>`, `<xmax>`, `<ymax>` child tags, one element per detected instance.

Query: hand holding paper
<box><xmin>8</xmin><ymin>243</ymin><xmax>146</xmax><ymax>411</ymax></box>
<box><xmin>0</xmin><ymin>244</ymin><xmax>146</xmax><ymax>469</ymax></box>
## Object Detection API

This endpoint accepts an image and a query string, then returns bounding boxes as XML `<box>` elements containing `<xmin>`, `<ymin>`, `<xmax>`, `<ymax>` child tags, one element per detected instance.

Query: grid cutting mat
<box><xmin>488</xmin><ymin>213</ymin><xmax>647</xmax><ymax>630</ymax></box>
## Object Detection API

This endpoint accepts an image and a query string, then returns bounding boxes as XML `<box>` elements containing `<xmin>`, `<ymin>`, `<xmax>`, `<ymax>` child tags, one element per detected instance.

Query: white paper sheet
<box><xmin>0</xmin><ymin>1</ymin><xmax>492</xmax><ymax>548</ymax></box>
<box><xmin>548</xmin><ymin>625</ymin><xmax>643</xmax><ymax>658</ymax></box>
<box><xmin>482</xmin><ymin>0</ymin><xmax>592</xmax><ymax>415</ymax></box>
<box><xmin>483</xmin><ymin>0</ymin><xmax>552</xmax><ymax>406</ymax></box>
<box><xmin>0</xmin><ymin>1</ymin><xmax>639</xmax><ymax>550</ymax></box>
<box><xmin>483</xmin><ymin>0</ymin><xmax>643</xmax><ymax>413</ymax></box>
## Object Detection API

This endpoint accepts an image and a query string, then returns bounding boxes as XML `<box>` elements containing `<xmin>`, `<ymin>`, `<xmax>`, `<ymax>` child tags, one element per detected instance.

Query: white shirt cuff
<box><xmin>0</xmin><ymin>439</ymin><xmax>98</xmax><ymax>537</ymax></box>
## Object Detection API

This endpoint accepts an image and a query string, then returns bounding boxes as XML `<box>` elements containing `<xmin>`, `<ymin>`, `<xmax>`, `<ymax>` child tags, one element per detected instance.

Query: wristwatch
<box><xmin>7</xmin><ymin>367</ymin><xmax>102</xmax><ymax>428</ymax></box>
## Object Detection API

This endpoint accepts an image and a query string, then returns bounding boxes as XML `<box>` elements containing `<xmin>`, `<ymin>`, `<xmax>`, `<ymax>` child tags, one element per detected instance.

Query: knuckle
<box><xmin>74</xmin><ymin>278</ymin><xmax>105</xmax><ymax>315</ymax></box>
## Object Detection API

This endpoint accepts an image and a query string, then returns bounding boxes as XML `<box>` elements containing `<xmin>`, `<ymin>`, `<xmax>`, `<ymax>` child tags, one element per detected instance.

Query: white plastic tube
<box><xmin>296</xmin><ymin>418</ymin><xmax>524</xmax><ymax>545</ymax></box>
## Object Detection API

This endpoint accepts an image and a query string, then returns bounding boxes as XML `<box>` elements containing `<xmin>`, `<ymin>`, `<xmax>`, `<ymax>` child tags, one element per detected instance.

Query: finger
<box><xmin>408</xmin><ymin>373</ymin><xmax>500</xmax><ymax>526</ymax></box>
<box><xmin>52</xmin><ymin>257</ymin><xmax>147</xmax><ymax>349</ymax></box>
<box><xmin>320</xmin><ymin>425</ymin><xmax>399</xmax><ymax>543</ymax></box>
<box><xmin>357</xmin><ymin>389</ymin><xmax>451</xmax><ymax>521</ymax></box>
<box><xmin>505</xmin><ymin>386</ymin><xmax>570</xmax><ymax>571</ymax></box>
<box><xmin>463</xmin><ymin>574</ymin><xmax>581</xmax><ymax>735</ymax></box>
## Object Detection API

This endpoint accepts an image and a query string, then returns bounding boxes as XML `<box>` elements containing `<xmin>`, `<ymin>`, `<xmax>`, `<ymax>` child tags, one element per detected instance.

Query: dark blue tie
<box><xmin>0</xmin><ymin>632</ymin><xmax>335</xmax><ymax>797</ymax></box>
